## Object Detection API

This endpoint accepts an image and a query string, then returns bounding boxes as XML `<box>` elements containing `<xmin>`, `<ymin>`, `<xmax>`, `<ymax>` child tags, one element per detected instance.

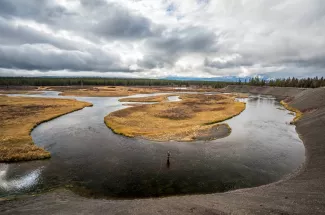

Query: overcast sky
<box><xmin>0</xmin><ymin>0</ymin><xmax>324</xmax><ymax>78</ymax></box>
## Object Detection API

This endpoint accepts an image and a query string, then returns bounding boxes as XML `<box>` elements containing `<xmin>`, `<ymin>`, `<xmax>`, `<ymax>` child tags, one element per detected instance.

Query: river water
<box><xmin>0</xmin><ymin>92</ymin><xmax>305</xmax><ymax>199</ymax></box>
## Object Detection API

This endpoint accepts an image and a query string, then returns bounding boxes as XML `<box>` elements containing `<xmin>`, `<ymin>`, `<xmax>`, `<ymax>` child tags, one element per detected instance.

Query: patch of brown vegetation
<box><xmin>58</xmin><ymin>86</ymin><xmax>174</xmax><ymax>97</ymax></box>
<box><xmin>0</xmin><ymin>95</ymin><xmax>92</xmax><ymax>162</ymax></box>
<box><xmin>119</xmin><ymin>95</ymin><xmax>170</xmax><ymax>102</ymax></box>
<box><xmin>110</xmin><ymin>105</ymin><xmax>144</xmax><ymax>118</ymax></box>
<box><xmin>231</xmin><ymin>93</ymin><xmax>249</xmax><ymax>98</ymax></box>
<box><xmin>155</xmin><ymin>107</ymin><xmax>194</xmax><ymax>120</ymax></box>
<box><xmin>54</xmin><ymin>86</ymin><xmax>222</xmax><ymax>97</ymax></box>
<box><xmin>105</xmin><ymin>94</ymin><xmax>245</xmax><ymax>141</ymax></box>
<box><xmin>0</xmin><ymin>90</ymin><xmax>42</xmax><ymax>95</ymax></box>
<box><xmin>122</xmin><ymin>103</ymin><xmax>151</xmax><ymax>107</ymax></box>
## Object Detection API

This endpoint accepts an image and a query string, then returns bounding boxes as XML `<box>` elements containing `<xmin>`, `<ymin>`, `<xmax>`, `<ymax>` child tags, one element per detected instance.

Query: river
<box><xmin>0</xmin><ymin>92</ymin><xmax>305</xmax><ymax>199</ymax></box>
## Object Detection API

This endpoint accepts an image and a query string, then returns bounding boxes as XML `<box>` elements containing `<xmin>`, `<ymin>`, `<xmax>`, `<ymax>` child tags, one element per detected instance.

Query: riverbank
<box><xmin>0</xmin><ymin>96</ymin><xmax>92</xmax><ymax>162</ymax></box>
<box><xmin>1</xmin><ymin>86</ymin><xmax>325</xmax><ymax>214</ymax></box>
<box><xmin>105</xmin><ymin>94</ymin><xmax>245</xmax><ymax>141</ymax></box>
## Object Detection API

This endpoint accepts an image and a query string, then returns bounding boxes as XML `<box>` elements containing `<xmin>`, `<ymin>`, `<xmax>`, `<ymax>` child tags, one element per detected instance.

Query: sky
<box><xmin>0</xmin><ymin>0</ymin><xmax>324</xmax><ymax>79</ymax></box>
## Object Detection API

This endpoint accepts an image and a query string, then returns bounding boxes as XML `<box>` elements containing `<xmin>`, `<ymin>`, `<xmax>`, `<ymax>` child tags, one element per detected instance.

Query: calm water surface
<box><xmin>0</xmin><ymin>92</ymin><xmax>305</xmax><ymax>198</ymax></box>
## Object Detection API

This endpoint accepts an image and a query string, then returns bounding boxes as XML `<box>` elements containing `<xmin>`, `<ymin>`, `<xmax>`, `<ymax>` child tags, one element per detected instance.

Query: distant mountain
<box><xmin>7</xmin><ymin>75</ymin><xmax>271</xmax><ymax>82</ymax></box>
<box><xmin>164</xmin><ymin>76</ymin><xmax>251</xmax><ymax>82</ymax></box>
<box><xmin>164</xmin><ymin>75</ymin><xmax>275</xmax><ymax>82</ymax></box>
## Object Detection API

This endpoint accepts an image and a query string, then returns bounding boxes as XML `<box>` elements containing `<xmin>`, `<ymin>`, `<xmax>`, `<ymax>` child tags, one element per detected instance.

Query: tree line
<box><xmin>0</xmin><ymin>77</ymin><xmax>234</xmax><ymax>88</ymax></box>
<box><xmin>0</xmin><ymin>76</ymin><xmax>324</xmax><ymax>88</ymax></box>
<box><xmin>241</xmin><ymin>76</ymin><xmax>325</xmax><ymax>88</ymax></box>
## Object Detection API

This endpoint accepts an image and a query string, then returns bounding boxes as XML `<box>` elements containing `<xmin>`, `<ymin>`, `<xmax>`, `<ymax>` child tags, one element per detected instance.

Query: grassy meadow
<box><xmin>0</xmin><ymin>95</ymin><xmax>92</xmax><ymax>162</ymax></box>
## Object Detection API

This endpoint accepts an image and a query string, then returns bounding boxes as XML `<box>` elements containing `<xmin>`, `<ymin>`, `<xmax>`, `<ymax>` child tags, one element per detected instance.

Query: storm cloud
<box><xmin>0</xmin><ymin>0</ymin><xmax>324</xmax><ymax>78</ymax></box>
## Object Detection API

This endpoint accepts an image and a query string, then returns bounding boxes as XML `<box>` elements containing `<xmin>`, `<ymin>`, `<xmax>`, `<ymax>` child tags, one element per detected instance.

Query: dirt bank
<box><xmin>222</xmin><ymin>85</ymin><xmax>307</xmax><ymax>100</ymax></box>
<box><xmin>1</xmin><ymin>86</ymin><xmax>325</xmax><ymax>214</ymax></box>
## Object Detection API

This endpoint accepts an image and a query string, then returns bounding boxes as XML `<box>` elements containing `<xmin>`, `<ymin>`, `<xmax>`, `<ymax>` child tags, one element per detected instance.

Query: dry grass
<box><xmin>58</xmin><ymin>86</ymin><xmax>223</xmax><ymax>97</ymax></box>
<box><xmin>122</xmin><ymin>103</ymin><xmax>152</xmax><ymax>107</ymax></box>
<box><xmin>105</xmin><ymin>94</ymin><xmax>246</xmax><ymax>141</ymax></box>
<box><xmin>280</xmin><ymin>100</ymin><xmax>303</xmax><ymax>124</ymax></box>
<box><xmin>154</xmin><ymin>106</ymin><xmax>194</xmax><ymax>120</ymax></box>
<box><xmin>1</xmin><ymin>86</ymin><xmax>223</xmax><ymax>97</ymax></box>
<box><xmin>230</xmin><ymin>93</ymin><xmax>249</xmax><ymax>98</ymax></box>
<box><xmin>59</xmin><ymin>86</ymin><xmax>175</xmax><ymax>97</ymax></box>
<box><xmin>0</xmin><ymin>95</ymin><xmax>92</xmax><ymax>162</ymax></box>
<box><xmin>119</xmin><ymin>95</ymin><xmax>170</xmax><ymax>103</ymax></box>
<box><xmin>0</xmin><ymin>90</ymin><xmax>42</xmax><ymax>95</ymax></box>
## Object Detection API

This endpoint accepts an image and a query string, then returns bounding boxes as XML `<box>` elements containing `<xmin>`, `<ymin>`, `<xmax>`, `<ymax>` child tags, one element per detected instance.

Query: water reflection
<box><xmin>167</xmin><ymin>96</ymin><xmax>181</xmax><ymax>102</ymax></box>
<box><xmin>0</xmin><ymin>164</ymin><xmax>42</xmax><ymax>192</ymax></box>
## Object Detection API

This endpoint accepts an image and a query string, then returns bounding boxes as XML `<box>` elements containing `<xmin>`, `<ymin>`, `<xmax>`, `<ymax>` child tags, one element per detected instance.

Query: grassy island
<box><xmin>0</xmin><ymin>96</ymin><xmax>92</xmax><ymax>162</ymax></box>
<box><xmin>105</xmin><ymin>94</ymin><xmax>245</xmax><ymax>141</ymax></box>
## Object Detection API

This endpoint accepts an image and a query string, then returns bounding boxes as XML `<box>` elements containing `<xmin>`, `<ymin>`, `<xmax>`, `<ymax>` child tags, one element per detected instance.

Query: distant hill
<box><xmin>164</xmin><ymin>76</ymin><xmax>249</xmax><ymax>82</ymax></box>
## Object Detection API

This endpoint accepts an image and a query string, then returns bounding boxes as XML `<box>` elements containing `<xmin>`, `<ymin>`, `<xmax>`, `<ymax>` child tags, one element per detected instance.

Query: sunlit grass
<box><xmin>0</xmin><ymin>95</ymin><xmax>92</xmax><ymax>162</ymax></box>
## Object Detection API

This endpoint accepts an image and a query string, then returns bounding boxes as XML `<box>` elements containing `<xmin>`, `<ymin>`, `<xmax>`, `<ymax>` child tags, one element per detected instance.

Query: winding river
<box><xmin>0</xmin><ymin>92</ymin><xmax>305</xmax><ymax>199</ymax></box>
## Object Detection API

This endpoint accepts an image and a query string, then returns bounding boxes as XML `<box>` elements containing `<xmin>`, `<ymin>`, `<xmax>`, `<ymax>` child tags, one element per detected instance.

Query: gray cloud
<box><xmin>0</xmin><ymin>18</ymin><xmax>77</xmax><ymax>50</ymax></box>
<box><xmin>204</xmin><ymin>56</ymin><xmax>254</xmax><ymax>69</ymax></box>
<box><xmin>146</xmin><ymin>27</ymin><xmax>218</xmax><ymax>54</ymax></box>
<box><xmin>92</xmin><ymin>6</ymin><xmax>156</xmax><ymax>40</ymax></box>
<box><xmin>138</xmin><ymin>27</ymin><xmax>219</xmax><ymax>69</ymax></box>
<box><xmin>0</xmin><ymin>0</ymin><xmax>72</xmax><ymax>24</ymax></box>
<box><xmin>0</xmin><ymin>44</ymin><xmax>129</xmax><ymax>72</ymax></box>
<box><xmin>0</xmin><ymin>0</ymin><xmax>325</xmax><ymax>78</ymax></box>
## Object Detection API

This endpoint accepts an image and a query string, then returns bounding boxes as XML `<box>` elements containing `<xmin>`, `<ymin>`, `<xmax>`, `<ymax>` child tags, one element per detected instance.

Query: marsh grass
<box><xmin>59</xmin><ymin>86</ymin><xmax>177</xmax><ymax>97</ymax></box>
<box><xmin>119</xmin><ymin>95</ymin><xmax>170</xmax><ymax>103</ymax></box>
<box><xmin>0</xmin><ymin>95</ymin><xmax>92</xmax><ymax>162</ymax></box>
<box><xmin>105</xmin><ymin>94</ymin><xmax>246</xmax><ymax>141</ymax></box>
<box><xmin>155</xmin><ymin>107</ymin><xmax>194</xmax><ymax>120</ymax></box>
<box><xmin>58</xmin><ymin>86</ymin><xmax>223</xmax><ymax>97</ymax></box>
<box><xmin>280</xmin><ymin>100</ymin><xmax>303</xmax><ymax>124</ymax></box>
<box><xmin>0</xmin><ymin>90</ymin><xmax>42</xmax><ymax>95</ymax></box>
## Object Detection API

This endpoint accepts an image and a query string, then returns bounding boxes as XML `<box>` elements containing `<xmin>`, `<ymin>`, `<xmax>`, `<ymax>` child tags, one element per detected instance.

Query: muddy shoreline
<box><xmin>1</xmin><ymin>86</ymin><xmax>325</xmax><ymax>214</ymax></box>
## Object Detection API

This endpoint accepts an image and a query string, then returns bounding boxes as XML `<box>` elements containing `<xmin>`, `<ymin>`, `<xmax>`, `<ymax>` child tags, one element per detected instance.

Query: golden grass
<box><xmin>122</xmin><ymin>103</ymin><xmax>151</xmax><ymax>107</ymax></box>
<box><xmin>1</xmin><ymin>86</ymin><xmax>223</xmax><ymax>98</ymax></box>
<box><xmin>105</xmin><ymin>94</ymin><xmax>246</xmax><ymax>141</ymax></box>
<box><xmin>0</xmin><ymin>90</ymin><xmax>42</xmax><ymax>95</ymax></box>
<box><xmin>280</xmin><ymin>100</ymin><xmax>303</xmax><ymax>124</ymax></box>
<box><xmin>119</xmin><ymin>95</ymin><xmax>170</xmax><ymax>103</ymax></box>
<box><xmin>230</xmin><ymin>93</ymin><xmax>249</xmax><ymax>98</ymax></box>
<box><xmin>58</xmin><ymin>86</ymin><xmax>222</xmax><ymax>97</ymax></box>
<box><xmin>0</xmin><ymin>95</ymin><xmax>92</xmax><ymax>162</ymax></box>
<box><xmin>59</xmin><ymin>86</ymin><xmax>174</xmax><ymax>97</ymax></box>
